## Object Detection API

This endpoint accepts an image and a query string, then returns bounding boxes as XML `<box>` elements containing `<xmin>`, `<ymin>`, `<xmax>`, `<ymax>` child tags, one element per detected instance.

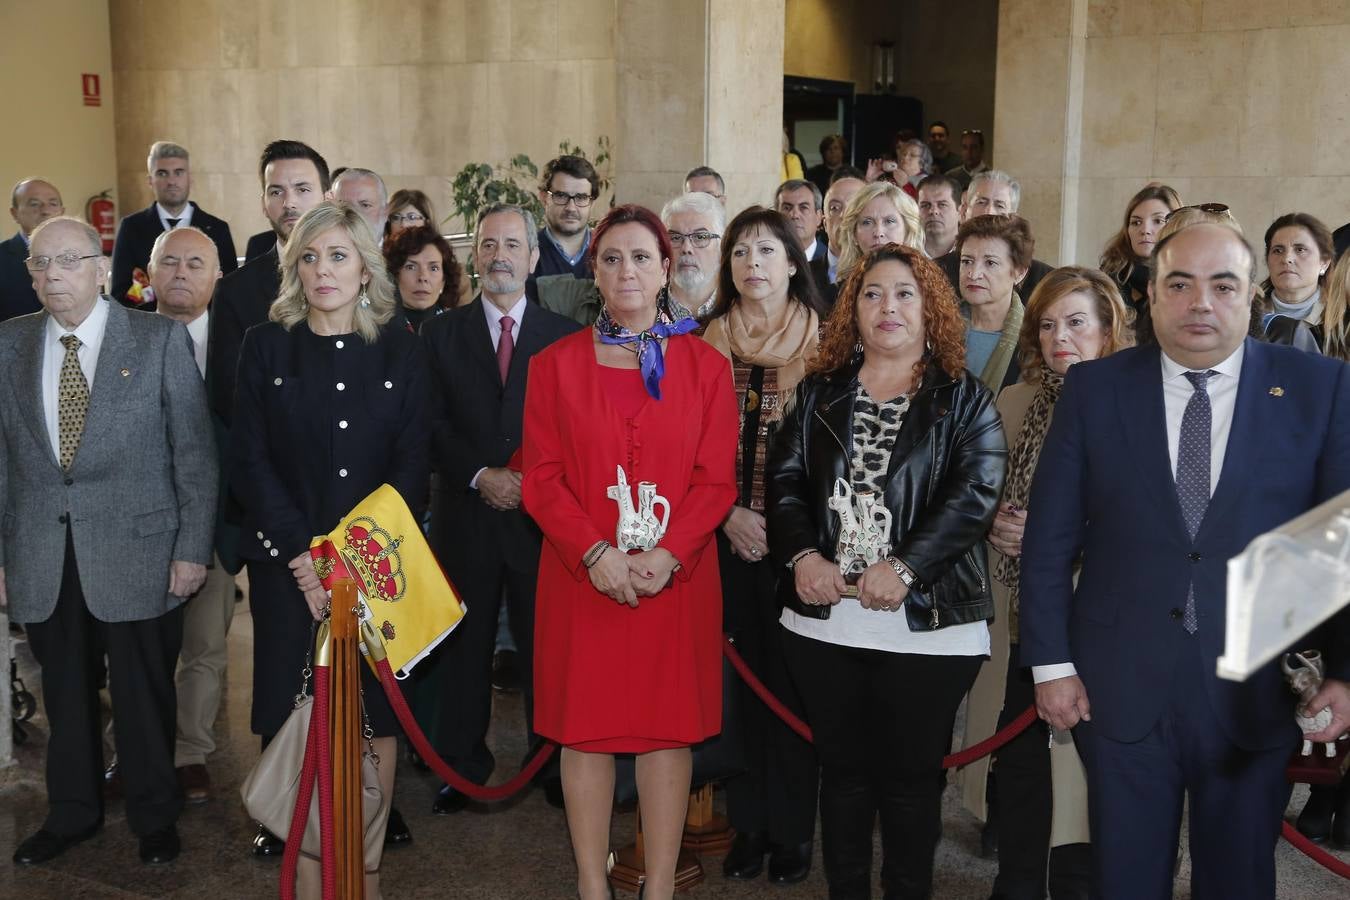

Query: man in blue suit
<box><xmin>1</xmin><ymin>179</ymin><xmax>64</xmax><ymax>322</ymax></box>
<box><xmin>1020</xmin><ymin>222</ymin><xmax>1350</xmax><ymax>899</ymax></box>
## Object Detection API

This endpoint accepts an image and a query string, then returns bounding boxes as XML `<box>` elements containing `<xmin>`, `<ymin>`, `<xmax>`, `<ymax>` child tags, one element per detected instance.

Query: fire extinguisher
<box><xmin>86</xmin><ymin>191</ymin><xmax>116</xmax><ymax>255</ymax></box>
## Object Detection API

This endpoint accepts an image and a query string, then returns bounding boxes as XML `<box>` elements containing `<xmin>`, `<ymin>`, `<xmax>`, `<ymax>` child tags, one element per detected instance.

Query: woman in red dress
<box><xmin>522</xmin><ymin>204</ymin><xmax>738</xmax><ymax>900</ymax></box>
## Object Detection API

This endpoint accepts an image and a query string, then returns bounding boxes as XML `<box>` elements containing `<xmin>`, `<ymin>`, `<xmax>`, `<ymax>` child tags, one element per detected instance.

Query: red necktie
<box><xmin>496</xmin><ymin>315</ymin><xmax>515</xmax><ymax>385</ymax></box>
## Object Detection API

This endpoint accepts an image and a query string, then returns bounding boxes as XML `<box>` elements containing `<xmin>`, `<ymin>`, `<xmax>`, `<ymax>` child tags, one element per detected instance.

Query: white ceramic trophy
<box><xmin>829</xmin><ymin>477</ymin><xmax>893</xmax><ymax>595</ymax></box>
<box><xmin>607</xmin><ymin>465</ymin><xmax>670</xmax><ymax>552</ymax></box>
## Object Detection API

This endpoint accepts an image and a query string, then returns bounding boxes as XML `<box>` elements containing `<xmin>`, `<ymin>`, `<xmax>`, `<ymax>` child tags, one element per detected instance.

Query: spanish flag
<box><xmin>309</xmin><ymin>484</ymin><xmax>466</xmax><ymax>677</ymax></box>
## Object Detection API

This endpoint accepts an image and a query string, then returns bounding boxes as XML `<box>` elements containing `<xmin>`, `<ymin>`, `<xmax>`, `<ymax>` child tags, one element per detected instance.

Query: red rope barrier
<box><xmin>314</xmin><ymin>666</ymin><xmax>336</xmax><ymax>900</ymax></box>
<box><xmin>280</xmin><ymin>686</ymin><xmax>323</xmax><ymax>900</ymax></box>
<box><xmin>721</xmin><ymin>636</ymin><xmax>1037</xmax><ymax>769</ymax></box>
<box><xmin>373</xmin><ymin>656</ymin><xmax>558</xmax><ymax>801</ymax></box>
<box><xmin>1281</xmin><ymin>821</ymin><xmax>1350</xmax><ymax>879</ymax></box>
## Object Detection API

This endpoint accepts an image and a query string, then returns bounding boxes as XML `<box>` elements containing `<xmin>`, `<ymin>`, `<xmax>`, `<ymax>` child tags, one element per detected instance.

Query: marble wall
<box><xmin>996</xmin><ymin>0</ymin><xmax>1350</xmax><ymax>268</ymax></box>
<box><xmin>109</xmin><ymin>0</ymin><xmax>784</xmax><ymax>240</ymax></box>
<box><xmin>0</xmin><ymin>0</ymin><xmax>117</xmax><ymax>231</ymax></box>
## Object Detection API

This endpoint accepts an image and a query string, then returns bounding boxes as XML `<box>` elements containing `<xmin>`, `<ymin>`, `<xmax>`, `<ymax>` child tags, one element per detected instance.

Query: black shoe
<box><xmin>1297</xmin><ymin>785</ymin><xmax>1337</xmax><ymax>843</ymax></box>
<box><xmin>251</xmin><ymin>824</ymin><xmax>285</xmax><ymax>857</ymax></box>
<box><xmin>543</xmin><ymin>775</ymin><xmax>566</xmax><ymax>809</ymax></box>
<box><xmin>1331</xmin><ymin>783</ymin><xmax>1350</xmax><ymax>849</ymax></box>
<box><xmin>432</xmin><ymin>785</ymin><xmax>470</xmax><ymax>815</ymax></box>
<box><xmin>13</xmin><ymin>820</ymin><xmax>102</xmax><ymax>865</ymax></box>
<box><xmin>722</xmin><ymin>831</ymin><xmax>769</xmax><ymax>880</ymax></box>
<box><xmin>384</xmin><ymin>806</ymin><xmax>412</xmax><ymax>847</ymax></box>
<box><xmin>767</xmin><ymin>839</ymin><xmax>812</xmax><ymax>884</ymax></box>
<box><xmin>491</xmin><ymin>649</ymin><xmax>522</xmax><ymax>693</ymax></box>
<box><xmin>139</xmin><ymin>826</ymin><xmax>180</xmax><ymax>865</ymax></box>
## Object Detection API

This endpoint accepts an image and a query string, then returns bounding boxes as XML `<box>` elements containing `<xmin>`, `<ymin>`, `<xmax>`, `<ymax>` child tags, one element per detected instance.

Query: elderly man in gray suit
<box><xmin>0</xmin><ymin>217</ymin><xmax>216</xmax><ymax>867</ymax></box>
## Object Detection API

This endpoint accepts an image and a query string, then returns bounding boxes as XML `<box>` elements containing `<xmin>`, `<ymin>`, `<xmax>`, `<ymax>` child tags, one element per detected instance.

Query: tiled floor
<box><xmin>1</xmin><ymin>596</ymin><xmax>1347</xmax><ymax>899</ymax></box>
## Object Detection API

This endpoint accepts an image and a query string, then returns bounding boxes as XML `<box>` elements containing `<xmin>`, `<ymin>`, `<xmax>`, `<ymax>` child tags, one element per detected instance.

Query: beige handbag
<box><xmin>240</xmin><ymin>672</ymin><xmax>390</xmax><ymax>872</ymax></box>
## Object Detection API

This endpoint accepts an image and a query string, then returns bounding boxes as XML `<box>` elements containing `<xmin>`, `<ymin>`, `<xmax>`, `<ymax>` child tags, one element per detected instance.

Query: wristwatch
<box><xmin>885</xmin><ymin>555</ymin><xmax>917</xmax><ymax>587</ymax></box>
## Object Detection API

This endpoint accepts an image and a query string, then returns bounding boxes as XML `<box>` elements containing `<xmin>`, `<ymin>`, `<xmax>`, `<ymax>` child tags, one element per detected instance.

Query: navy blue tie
<box><xmin>1175</xmin><ymin>370</ymin><xmax>1215</xmax><ymax>634</ymax></box>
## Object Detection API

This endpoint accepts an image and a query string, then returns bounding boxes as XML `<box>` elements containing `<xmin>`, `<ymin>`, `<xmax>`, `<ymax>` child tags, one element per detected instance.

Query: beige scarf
<box><xmin>703</xmin><ymin>300</ymin><xmax>819</xmax><ymax>420</ymax></box>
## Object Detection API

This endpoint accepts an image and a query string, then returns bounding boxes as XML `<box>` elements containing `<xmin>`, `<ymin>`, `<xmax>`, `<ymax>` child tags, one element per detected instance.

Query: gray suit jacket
<box><xmin>0</xmin><ymin>299</ymin><xmax>217</xmax><ymax>623</ymax></box>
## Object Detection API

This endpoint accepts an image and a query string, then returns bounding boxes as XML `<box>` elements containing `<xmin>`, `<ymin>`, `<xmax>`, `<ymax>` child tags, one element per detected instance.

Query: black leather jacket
<box><xmin>766</xmin><ymin>359</ymin><xmax>1007</xmax><ymax>632</ymax></box>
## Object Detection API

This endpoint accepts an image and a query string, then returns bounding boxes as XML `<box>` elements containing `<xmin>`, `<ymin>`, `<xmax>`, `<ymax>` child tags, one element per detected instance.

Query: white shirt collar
<box><xmin>185</xmin><ymin>309</ymin><xmax>209</xmax><ymax>342</ymax></box>
<box><xmin>156</xmin><ymin>202</ymin><xmax>193</xmax><ymax>229</ymax></box>
<box><xmin>46</xmin><ymin>294</ymin><xmax>110</xmax><ymax>346</ymax></box>
<box><xmin>804</xmin><ymin>237</ymin><xmax>818</xmax><ymax>260</ymax></box>
<box><xmin>483</xmin><ymin>294</ymin><xmax>527</xmax><ymax>327</ymax></box>
<box><xmin>1160</xmin><ymin>341</ymin><xmax>1245</xmax><ymax>383</ymax></box>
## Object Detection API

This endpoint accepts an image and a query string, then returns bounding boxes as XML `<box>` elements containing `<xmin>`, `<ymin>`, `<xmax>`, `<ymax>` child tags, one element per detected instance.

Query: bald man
<box><xmin>149</xmin><ymin>228</ymin><xmax>235</xmax><ymax>805</ymax></box>
<box><xmin>2</xmin><ymin>178</ymin><xmax>64</xmax><ymax>321</ymax></box>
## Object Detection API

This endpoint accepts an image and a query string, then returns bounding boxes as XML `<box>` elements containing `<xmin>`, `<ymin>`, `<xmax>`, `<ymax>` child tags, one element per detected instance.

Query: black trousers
<box><xmin>720</xmin><ymin>537</ymin><xmax>818</xmax><ymax>845</ymax></box>
<box><xmin>26</xmin><ymin>528</ymin><xmax>184</xmax><ymax>836</ymax></box>
<box><xmin>428</xmin><ymin>544</ymin><xmax>539</xmax><ymax>785</ymax></box>
<box><xmin>784</xmin><ymin>628</ymin><xmax>980</xmax><ymax>900</ymax></box>
<box><xmin>992</xmin><ymin>645</ymin><xmax>1091</xmax><ymax>900</ymax></box>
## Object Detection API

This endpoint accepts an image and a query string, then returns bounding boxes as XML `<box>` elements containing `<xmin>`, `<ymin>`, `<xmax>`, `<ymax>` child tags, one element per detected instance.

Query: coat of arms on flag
<box><xmin>309</xmin><ymin>484</ymin><xmax>466</xmax><ymax>677</ymax></box>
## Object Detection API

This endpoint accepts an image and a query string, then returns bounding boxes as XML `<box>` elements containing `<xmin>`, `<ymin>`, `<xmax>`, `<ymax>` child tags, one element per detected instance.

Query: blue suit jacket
<box><xmin>1020</xmin><ymin>339</ymin><xmax>1350</xmax><ymax>751</ymax></box>
<box><xmin>0</xmin><ymin>232</ymin><xmax>41</xmax><ymax>323</ymax></box>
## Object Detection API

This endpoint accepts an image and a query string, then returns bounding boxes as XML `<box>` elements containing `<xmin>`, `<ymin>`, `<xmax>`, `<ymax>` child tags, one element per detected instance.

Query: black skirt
<box><xmin>247</xmin><ymin>560</ymin><xmax>401</xmax><ymax>738</ymax></box>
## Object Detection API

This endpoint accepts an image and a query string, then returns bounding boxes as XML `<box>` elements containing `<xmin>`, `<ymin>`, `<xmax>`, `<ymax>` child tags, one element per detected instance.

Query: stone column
<box><xmin>614</xmin><ymin>0</ymin><xmax>785</xmax><ymax>213</ymax></box>
<box><xmin>992</xmin><ymin>0</ymin><xmax>1088</xmax><ymax>266</ymax></box>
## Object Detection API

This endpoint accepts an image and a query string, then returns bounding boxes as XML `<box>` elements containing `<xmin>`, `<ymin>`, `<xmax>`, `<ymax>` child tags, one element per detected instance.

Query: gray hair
<box><xmin>30</xmin><ymin>216</ymin><xmax>101</xmax><ymax>255</ymax></box>
<box><xmin>147</xmin><ymin>225</ymin><xmax>219</xmax><ymax>273</ymax></box>
<box><xmin>968</xmin><ymin>169</ymin><xmax>1021</xmax><ymax>212</ymax></box>
<box><xmin>334</xmin><ymin>167</ymin><xmax>388</xmax><ymax>208</ymax></box>
<box><xmin>775</xmin><ymin>179</ymin><xmax>823</xmax><ymax>211</ymax></box>
<box><xmin>271</xmin><ymin>201</ymin><xmax>395</xmax><ymax>343</ymax></box>
<box><xmin>897</xmin><ymin>139</ymin><xmax>933</xmax><ymax>174</ymax></box>
<box><xmin>476</xmin><ymin>203</ymin><xmax>539</xmax><ymax>251</ymax></box>
<box><xmin>147</xmin><ymin>141</ymin><xmax>190</xmax><ymax>171</ymax></box>
<box><xmin>660</xmin><ymin>191</ymin><xmax>726</xmax><ymax>234</ymax></box>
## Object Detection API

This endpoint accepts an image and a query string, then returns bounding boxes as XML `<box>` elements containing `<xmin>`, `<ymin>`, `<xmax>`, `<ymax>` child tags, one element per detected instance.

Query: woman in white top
<box><xmin>766</xmin><ymin>242</ymin><xmax>1007</xmax><ymax>899</ymax></box>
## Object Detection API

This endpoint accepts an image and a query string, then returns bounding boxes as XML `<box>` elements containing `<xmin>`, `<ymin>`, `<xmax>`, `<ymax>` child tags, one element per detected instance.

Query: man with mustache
<box><xmin>421</xmin><ymin>204</ymin><xmax>580</xmax><ymax>813</ymax></box>
<box><xmin>207</xmin><ymin>140</ymin><xmax>329</xmax><ymax>427</ymax></box>
<box><xmin>661</xmin><ymin>191</ymin><xmax>724</xmax><ymax>320</ymax></box>
<box><xmin>533</xmin><ymin>155</ymin><xmax>599</xmax><ymax>280</ymax></box>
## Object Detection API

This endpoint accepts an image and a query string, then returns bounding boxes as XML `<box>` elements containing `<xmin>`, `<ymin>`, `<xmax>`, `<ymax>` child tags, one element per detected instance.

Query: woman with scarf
<box><xmin>1098</xmin><ymin>184</ymin><xmax>1182</xmax><ymax>344</ymax></box>
<box><xmin>701</xmin><ymin>207</ymin><xmax>826</xmax><ymax>884</ymax></box>
<box><xmin>960</xmin><ymin>267</ymin><xmax>1132</xmax><ymax>900</ymax></box>
<box><xmin>521</xmin><ymin>204</ymin><xmax>739</xmax><ymax>900</ymax></box>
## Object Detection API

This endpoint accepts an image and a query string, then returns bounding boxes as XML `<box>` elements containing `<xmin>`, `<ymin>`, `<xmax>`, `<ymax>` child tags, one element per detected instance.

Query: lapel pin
<box><xmin>120</xmin><ymin>368</ymin><xmax>131</xmax><ymax>377</ymax></box>
<box><xmin>1268</xmin><ymin>386</ymin><xmax>1284</xmax><ymax>397</ymax></box>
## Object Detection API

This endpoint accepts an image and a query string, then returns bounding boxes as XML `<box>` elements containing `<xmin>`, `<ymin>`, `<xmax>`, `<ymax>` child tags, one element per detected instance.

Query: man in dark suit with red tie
<box><xmin>1020</xmin><ymin>222</ymin><xmax>1350</xmax><ymax>899</ymax></box>
<box><xmin>109</xmin><ymin>142</ymin><xmax>237</xmax><ymax>308</ymax></box>
<box><xmin>1</xmin><ymin>179</ymin><xmax>64</xmax><ymax>322</ymax></box>
<box><xmin>420</xmin><ymin>203</ymin><xmax>581</xmax><ymax>812</ymax></box>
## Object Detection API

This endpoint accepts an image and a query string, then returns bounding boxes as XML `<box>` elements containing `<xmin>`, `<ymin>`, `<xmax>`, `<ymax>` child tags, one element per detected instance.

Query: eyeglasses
<box><xmin>25</xmin><ymin>253</ymin><xmax>101</xmax><ymax>272</ymax></box>
<box><xmin>668</xmin><ymin>230</ymin><xmax>721</xmax><ymax>249</ymax></box>
<box><xmin>962</xmin><ymin>129</ymin><xmax>984</xmax><ymax>136</ymax></box>
<box><xmin>1165</xmin><ymin>202</ymin><xmax>1232</xmax><ymax>221</ymax></box>
<box><xmin>545</xmin><ymin>190</ymin><xmax>594</xmax><ymax>208</ymax></box>
<box><xmin>388</xmin><ymin>211</ymin><xmax>426</xmax><ymax>224</ymax></box>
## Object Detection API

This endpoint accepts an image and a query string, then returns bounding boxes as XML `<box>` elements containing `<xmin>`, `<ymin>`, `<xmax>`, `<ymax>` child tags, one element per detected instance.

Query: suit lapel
<box><xmin>464</xmin><ymin>297</ymin><xmax>502</xmax><ymax>386</ymax></box>
<box><xmin>1198</xmin><ymin>339</ymin><xmax>1265</xmax><ymax>539</ymax></box>
<box><xmin>506</xmin><ymin>304</ymin><xmax>549</xmax><ymax>389</ymax></box>
<box><xmin>1115</xmin><ymin>345</ymin><xmax>1189</xmax><ymax>537</ymax></box>
<box><xmin>76</xmin><ymin>302</ymin><xmax>139</xmax><ymax>466</ymax></box>
<box><xmin>11</xmin><ymin>314</ymin><xmax>57</xmax><ymax>468</ymax></box>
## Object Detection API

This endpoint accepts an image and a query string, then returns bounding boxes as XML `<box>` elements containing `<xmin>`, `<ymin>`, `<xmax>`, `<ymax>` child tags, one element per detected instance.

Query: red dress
<box><xmin>522</xmin><ymin>330</ymin><xmax>738</xmax><ymax>752</ymax></box>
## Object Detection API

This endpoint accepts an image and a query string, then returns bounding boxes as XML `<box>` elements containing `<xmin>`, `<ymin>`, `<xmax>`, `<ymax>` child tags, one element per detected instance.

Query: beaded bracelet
<box><xmin>583</xmin><ymin>540</ymin><xmax>612</xmax><ymax>569</ymax></box>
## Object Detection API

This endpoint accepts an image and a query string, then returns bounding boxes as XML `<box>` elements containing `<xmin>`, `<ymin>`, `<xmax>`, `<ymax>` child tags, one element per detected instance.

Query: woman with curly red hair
<box><xmin>765</xmin><ymin>243</ymin><xmax>1007</xmax><ymax>899</ymax></box>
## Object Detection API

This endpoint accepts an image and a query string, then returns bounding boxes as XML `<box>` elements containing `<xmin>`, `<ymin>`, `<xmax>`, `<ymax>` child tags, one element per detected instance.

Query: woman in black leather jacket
<box><xmin>766</xmin><ymin>243</ymin><xmax>1007</xmax><ymax>899</ymax></box>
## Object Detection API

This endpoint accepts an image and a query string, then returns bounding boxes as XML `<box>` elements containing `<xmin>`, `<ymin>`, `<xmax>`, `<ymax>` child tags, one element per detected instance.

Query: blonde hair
<box><xmin>836</xmin><ymin>181</ymin><xmax>922</xmax><ymax>278</ymax></box>
<box><xmin>1321</xmin><ymin>251</ymin><xmax>1350</xmax><ymax>361</ymax></box>
<box><xmin>271</xmin><ymin>201</ymin><xmax>395</xmax><ymax>343</ymax></box>
<box><xmin>1017</xmin><ymin>266</ymin><xmax>1133</xmax><ymax>382</ymax></box>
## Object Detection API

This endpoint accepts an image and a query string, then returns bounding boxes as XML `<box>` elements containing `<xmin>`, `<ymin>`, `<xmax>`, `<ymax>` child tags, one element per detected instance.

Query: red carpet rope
<box><xmin>280</xmin><ymin>664</ymin><xmax>332</xmax><ymax>900</ymax></box>
<box><xmin>721</xmin><ymin>636</ymin><xmax>1037</xmax><ymax>768</ymax></box>
<box><xmin>373</xmin><ymin>656</ymin><xmax>558</xmax><ymax>801</ymax></box>
<box><xmin>1280</xmin><ymin>821</ymin><xmax>1350</xmax><ymax>879</ymax></box>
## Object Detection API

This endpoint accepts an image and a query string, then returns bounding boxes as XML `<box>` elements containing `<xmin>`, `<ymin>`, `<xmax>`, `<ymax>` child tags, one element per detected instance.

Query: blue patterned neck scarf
<box><xmin>595</xmin><ymin>300</ymin><xmax>699</xmax><ymax>399</ymax></box>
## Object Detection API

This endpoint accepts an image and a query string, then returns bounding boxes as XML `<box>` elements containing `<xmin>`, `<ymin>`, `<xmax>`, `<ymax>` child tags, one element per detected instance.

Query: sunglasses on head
<box><xmin>1165</xmin><ymin>202</ymin><xmax>1232</xmax><ymax>221</ymax></box>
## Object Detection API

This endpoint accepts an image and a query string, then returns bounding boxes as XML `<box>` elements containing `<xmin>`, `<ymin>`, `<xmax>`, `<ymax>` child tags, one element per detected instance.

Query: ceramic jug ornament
<box><xmin>607</xmin><ymin>465</ymin><xmax>670</xmax><ymax>551</ymax></box>
<box><xmin>830</xmin><ymin>477</ymin><xmax>893</xmax><ymax>578</ymax></box>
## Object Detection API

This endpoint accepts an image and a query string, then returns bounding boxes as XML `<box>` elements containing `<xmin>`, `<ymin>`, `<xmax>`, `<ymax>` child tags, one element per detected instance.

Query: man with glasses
<box><xmin>534</xmin><ymin>155</ymin><xmax>599</xmax><ymax>279</ymax></box>
<box><xmin>661</xmin><ymin>191</ymin><xmax>725</xmax><ymax>320</ymax></box>
<box><xmin>3</xmin><ymin>216</ymin><xmax>215</xmax><ymax>868</ymax></box>
<box><xmin>946</xmin><ymin>129</ymin><xmax>990</xmax><ymax>192</ymax></box>
<box><xmin>2</xmin><ymin>178</ymin><xmax>65</xmax><ymax>322</ymax></box>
